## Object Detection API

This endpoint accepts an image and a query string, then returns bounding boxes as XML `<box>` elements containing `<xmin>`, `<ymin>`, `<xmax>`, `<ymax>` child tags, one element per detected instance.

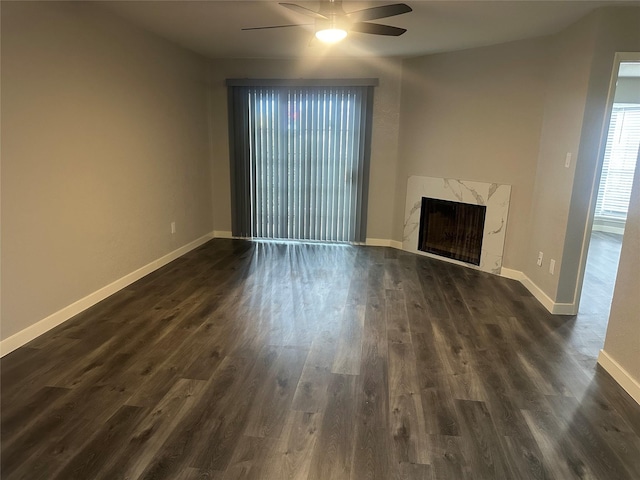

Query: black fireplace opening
<box><xmin>418</xmin><ymin>197</ymin><xmax>487</xmax><ymax>266</ymax></box>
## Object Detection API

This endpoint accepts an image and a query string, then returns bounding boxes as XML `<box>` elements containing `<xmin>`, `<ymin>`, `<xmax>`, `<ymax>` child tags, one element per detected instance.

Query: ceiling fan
<box><xmin>243</xmin><ymin>1</ymin><xmax>413</xmax><ymax>44</ymax></box>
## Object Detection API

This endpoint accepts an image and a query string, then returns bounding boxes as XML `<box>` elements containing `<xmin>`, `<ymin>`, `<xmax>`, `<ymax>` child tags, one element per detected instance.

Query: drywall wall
<box><xmin>1</xmin><ymin>2</ymin><xmax>212</xmax><ymax>341</ymax></box>
<box><xmin>523</xmin><ymin>13</ymin><xmax>598</xmax><ymax>300</ymax></box>
<box><xmin>208</xmin><ymin>57</ymin><xmax>403</xmax><ymax>241</ymax></box>
<box><xmin>523</xmin><ymin>8</ymin><xmax>640</xmax><ymax>304</ymax></box>
<box><xmin>557</xmin><ymin>8</ymin><xmax>640</xmax><ymax>305</ymax></box>
<box><xmin>394</xmin><ymin>37</ymin><xmax>550</xmax><ymax>271</ymax></box>
<box><xmin>601</xmin><ymin>152</ymin><xmax>640</xmax><ymax>391</ymax></box>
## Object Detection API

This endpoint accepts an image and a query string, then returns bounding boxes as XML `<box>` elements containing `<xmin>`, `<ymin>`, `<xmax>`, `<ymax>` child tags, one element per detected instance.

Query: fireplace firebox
<box><xmin>418</xmin><ymin>197</ymin><xmax>487</xmax><ymax>266</ymax></box>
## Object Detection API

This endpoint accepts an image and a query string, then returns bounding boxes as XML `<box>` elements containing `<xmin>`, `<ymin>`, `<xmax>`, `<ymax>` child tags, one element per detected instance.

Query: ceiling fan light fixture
<box><xmin>246</xmin><ymin>2</ymin><xmax>412</xmax><ymax>42</ymax></box>
<box><xmin>315</xmin><ymin>27</ymin><xmax>348</xmax><ymax>43</ymax></box>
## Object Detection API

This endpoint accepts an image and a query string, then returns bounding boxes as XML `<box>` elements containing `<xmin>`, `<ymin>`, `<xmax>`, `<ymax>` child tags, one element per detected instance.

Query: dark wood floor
<box><xmin>580</xmin><ymin>230</ymin><xmax>623</xmax><ymax>317</ymax></box>
<box><xmin>570</xmin><ymin>230</ymin><xmax>624</xmax><ymax>372</ymax></box>
<box><xmin>2</xmin><ymin>238</ymin><xmax>639</xmax><ymax>479</ymax></box>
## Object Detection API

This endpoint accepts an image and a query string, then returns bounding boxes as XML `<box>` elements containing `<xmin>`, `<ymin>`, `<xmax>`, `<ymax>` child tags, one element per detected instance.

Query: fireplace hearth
<box><xmin>418</xmin><ymin>197</ymin><xmax>486</xmax><ymax>265</ymax></box>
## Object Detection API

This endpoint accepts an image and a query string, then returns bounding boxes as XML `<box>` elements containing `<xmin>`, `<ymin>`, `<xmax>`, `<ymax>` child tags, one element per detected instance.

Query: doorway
<box><xmin>579</xmin><ymin>60</ymin><xmax>640</xmax><ymax>322</ymax></box>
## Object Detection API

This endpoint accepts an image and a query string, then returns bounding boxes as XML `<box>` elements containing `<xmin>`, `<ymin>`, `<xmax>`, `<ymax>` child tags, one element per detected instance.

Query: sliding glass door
<box><xmin>228</xmin><ymin>82</ymin><xmax>374</xmax><ymax>243</ymax></box>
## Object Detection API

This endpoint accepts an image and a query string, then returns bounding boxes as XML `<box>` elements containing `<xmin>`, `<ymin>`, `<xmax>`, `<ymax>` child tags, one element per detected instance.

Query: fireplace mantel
<box><xmin>403</xmin><ymin>176</ymin><xmax>511</xmax><ymax>274</ymax></box>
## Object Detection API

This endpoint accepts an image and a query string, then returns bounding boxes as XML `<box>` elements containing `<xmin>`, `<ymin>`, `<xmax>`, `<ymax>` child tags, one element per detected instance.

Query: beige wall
<box><xmin>208</xmin><ymin>57</ymin><xmax>403</xmax><ymax>240</ymax></box>
<box><xmin>523</xmin><ymin>13</ymin><xmax>599</xmax><ymax>299</ymax></box>
<box><xmin>603</xmin><ymin>152</ymin><xmax>640</xmax><ymax>384</ymax></box>
<box><xmin>394</xmin><ymin>37</ymin><xmax>550</xmax><ymax>271</ymax></box>
<box><xmin>393</xmin><ymin>6</ymin><xmax>639</xmax><ymax>300</ymax></box>
<box><xmin>1</xmin><ymin>2</ymin><xmax>212</xmax><ymax>340</ymax></box>
<box><xmin>557</xmin><ymin>8</ymin><xmax>640</xmax><ymax>304</ymax></box>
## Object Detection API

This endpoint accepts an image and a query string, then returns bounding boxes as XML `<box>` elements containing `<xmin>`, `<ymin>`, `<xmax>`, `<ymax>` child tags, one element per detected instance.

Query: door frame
<box><xmin>573</xmin><ymin>52</ymin><xmax>640</xmax><ymax>312</ymax></box>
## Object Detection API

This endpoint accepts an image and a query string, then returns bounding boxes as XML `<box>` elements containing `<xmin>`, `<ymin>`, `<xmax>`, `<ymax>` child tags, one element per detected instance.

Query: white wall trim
<box><xmin>598</xmin><ymin>349</ymin><xmax>640</xmax><ymax>405</ymax></box>
<box><xmin>210</xmin><ymin>234</ymin><xmax>401</xmax><ymax>246</ymax></box>
<box><xmin>0</xmin><ymin>232</ymin><xmax>214</xmax><ymax>357</ymax></box>
<box><xmin>552</xmin><ymin>303</ymin><xmax>579</xmax><ymax>315</ymax></box>
<box><xmin>500</xmin><ymin>268</ymin><xmax>577</xmax><ymax>315</ymax></box>
<box><xmin>503</xmin><ymin>269</ymin><xmax>556</xmax><ymax>313</ymax></box>
<box><xmin>498</xmin><ymin>267</ymin><xmax>523</xmax><ymax>281</ymax></box>
<box><xmin>365</xmin><ymin>237</ymin><xmax>403</xmax><ymax>249</ymax></box>
<box><xmin>390</xmin><ymin>240</ymin><xmax>403</xmax><ymax>250</ymax></box>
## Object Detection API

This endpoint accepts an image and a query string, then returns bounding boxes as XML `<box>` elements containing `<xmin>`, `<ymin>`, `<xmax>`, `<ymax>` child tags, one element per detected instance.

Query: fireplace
<box><xmin>403</xmin><ymin>176</ymin><xmax>511</xmax><ymax>274</ymax></box>
<box><xmin>418</xmin><ymin>197</ymin><xmax>487</xmax><ymax>265</ymax></box>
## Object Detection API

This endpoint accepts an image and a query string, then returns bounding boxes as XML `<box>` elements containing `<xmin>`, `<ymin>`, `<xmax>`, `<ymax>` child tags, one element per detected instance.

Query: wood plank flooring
<box><xmin>2</xmin><ymin>238</ymin><xmax>640</xmax><ymax>479</ymax></box>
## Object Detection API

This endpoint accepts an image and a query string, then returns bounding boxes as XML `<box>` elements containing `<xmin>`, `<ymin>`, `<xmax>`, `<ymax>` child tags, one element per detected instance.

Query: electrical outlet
<box><xmin>549</xmin><ymin>259</ymin><xmax>556</xmax><ymax>275</ymax></box>
<box><xmin>537</xmin><ymin>251</ymin><xmax>543</xmax><ymax>267</ymax></box>
<box><xmin>565</xmin><ymin>152</ymin><xmax>572</xmax><ymax>168</ymax></box>
<box><xmin>171</xmin><ymin>222</ymin><xmax>176</xmax><ymax>234</ymax></box>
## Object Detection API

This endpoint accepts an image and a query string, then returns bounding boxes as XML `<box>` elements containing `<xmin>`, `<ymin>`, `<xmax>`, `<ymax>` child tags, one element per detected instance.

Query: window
<box><xmin>228</xmin><ymin>80</ymin><xmax>375</xmax><ymax>243</ymax></box>
<box><xmin>595</xmin><ymin>104</ymin><xmax>640</xmax><ymax>221</ymax></box>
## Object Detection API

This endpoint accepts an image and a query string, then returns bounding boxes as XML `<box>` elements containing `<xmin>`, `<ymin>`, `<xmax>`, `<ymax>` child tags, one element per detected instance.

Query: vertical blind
<box><xmin>595</xmin><ymin>104</ymin><xmax>640</xmax><ymax>220</ymax></box>
<box><xmin>228</xmin><ymin>82</ymin><xmax>374</xmax><ymax>243</ymax></box>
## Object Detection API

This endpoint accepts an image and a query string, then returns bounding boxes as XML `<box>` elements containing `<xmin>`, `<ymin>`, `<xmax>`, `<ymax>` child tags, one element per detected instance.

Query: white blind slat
<box><xmin>237</xmin><ymin>85</ymin><xmax>369</xmax><ymax>243</ymax></box>
<box><xmin>595</xmin><ymin>104</ymin><xmax>640</xmax><ymax>220</ymax></box>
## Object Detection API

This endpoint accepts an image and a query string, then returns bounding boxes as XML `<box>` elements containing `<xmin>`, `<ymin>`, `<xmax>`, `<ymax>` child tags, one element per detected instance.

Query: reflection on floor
<box><xmin>2</xmin><ymin>238</ymin><xmax>639</xmax><ymax>479</ymax></box>
<box><xmin>580</xmin><ymin>231</ymin><xmax>623</xmax><ymax>315</ymax></box>
<box><xmin>571</xmin><ymin>230</ymin><xmax>624</xmax><ymax>370</ymax></box>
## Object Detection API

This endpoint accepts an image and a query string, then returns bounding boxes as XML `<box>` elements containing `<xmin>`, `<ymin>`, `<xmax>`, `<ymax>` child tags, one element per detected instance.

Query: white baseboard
<box><xmin>551</xmin><ymin>303</ymin><xmax>578</xmax><ymax>315</ymax></box>
<box><xmin>598</xmin><ymin>349</ymin><xmax>640</xmax><ymax>405</ymax></box>
<box><xmin>210</xmin><ymin>234</ymin><xmax>400</xmax><ymax>246</ymax></box>
<box><xmin>0</xmin><ymin>232</ymin><xmax>214</xmax><ymax>357</ymax></box>
<box><xmin>500</xmin><ymin>268</ymin><xmax>577</xmax><ymax>315</ymax></box>
<box><xmin>500</xmin><ymin>267</ymin><xmax>555</xmax><ymax>312</ymax></box>
<box><xmin>499</xmin><ymin>267</ymin><xmax>523</xmax><ymax>281</ymax></box>
<box><xmin>365</xmin><ymin>238</ymin><xmax>403</xmax><ymax>249</ymax></box>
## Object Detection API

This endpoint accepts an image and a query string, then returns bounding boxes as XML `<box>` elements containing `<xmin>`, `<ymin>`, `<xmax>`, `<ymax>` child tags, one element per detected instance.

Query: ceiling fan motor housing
<box><xmin>316</xmin><ymin>0</ymin><xmax>349</xmax><ymax>31</ymax></box>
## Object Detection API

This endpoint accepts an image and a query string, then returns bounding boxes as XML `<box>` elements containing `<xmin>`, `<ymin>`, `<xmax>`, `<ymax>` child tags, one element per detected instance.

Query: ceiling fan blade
<box><xmin>346</xmin><ymin>3</ymin><xmax>412</xmax><ymax>22</ymax></box>
<box><xmin>279</xmin><ymin>3</ymin><xmax>328</xmax><ymax>20</ymax></box>
<box><xmin>350</xmin><ymin>22</ymin><xmax>407</xmax><ymax>36</ymax></box>
<box><xmin>242</xmin><ymin>24</ymin><xmax>311</xmax><ymax>31</ymax></box>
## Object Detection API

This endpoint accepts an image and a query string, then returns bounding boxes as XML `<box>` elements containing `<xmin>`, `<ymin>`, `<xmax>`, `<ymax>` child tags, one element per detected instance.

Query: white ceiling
<box><xmin>99</xmin><ymin>0</ymin><xmax>640</xmax><ymax>59</ymax></box>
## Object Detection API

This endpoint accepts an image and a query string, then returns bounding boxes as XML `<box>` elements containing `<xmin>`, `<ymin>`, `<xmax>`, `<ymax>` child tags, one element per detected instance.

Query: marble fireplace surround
<box><xmin>403</xmin><ymin>176</ymin><xmax>511</xmax><ymax>274</ymax></box>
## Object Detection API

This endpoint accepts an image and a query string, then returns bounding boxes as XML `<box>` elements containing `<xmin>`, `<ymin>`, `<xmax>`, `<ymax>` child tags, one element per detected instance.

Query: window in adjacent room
<box><xmin>594</xmin><ymin>103</ymin><xmax>640</xmax><ymax>227</ymax></box>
